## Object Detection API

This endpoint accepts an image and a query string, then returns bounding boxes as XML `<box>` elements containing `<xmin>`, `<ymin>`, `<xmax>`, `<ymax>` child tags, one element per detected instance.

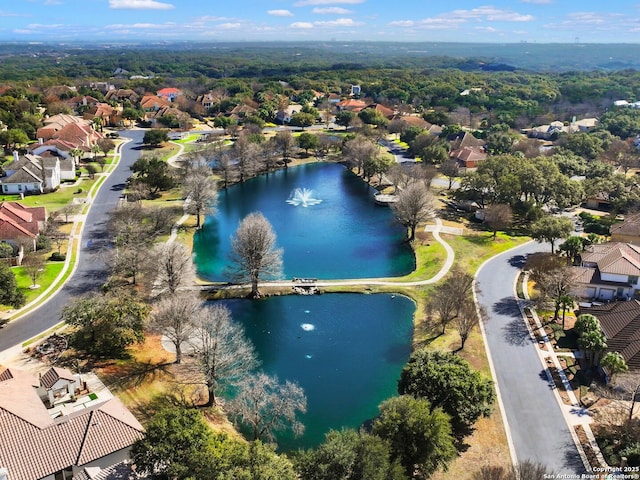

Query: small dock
<box><xmin>374</xmin><ymin>194</ymin><xmax>398</xmax><ymax>205</ymax></box>
<box><xmin>292</xmin><ymin>278</ymin><xmax>319</xmax><ymax>295</ymax></box>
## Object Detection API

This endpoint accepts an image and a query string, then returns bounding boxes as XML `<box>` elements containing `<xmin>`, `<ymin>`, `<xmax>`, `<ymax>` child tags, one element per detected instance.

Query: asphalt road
<box><xmin>0</xmin><ymin>129</ymin><xmax>146</xmax><ymax>353</ymax></box>
<box><xmin>476</xmin><ymin>240</ymin><xmax>585</xmax><ymax>474</ymax></box>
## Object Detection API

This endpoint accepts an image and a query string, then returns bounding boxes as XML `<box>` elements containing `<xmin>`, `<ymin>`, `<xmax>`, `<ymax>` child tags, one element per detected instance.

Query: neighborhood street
<box><xmin>476</xmin><ymin>241</ymin><xmax>586</xmax><ymax>474</ymax></box>
<box><xmin>0</xmin><ymin>130</ymin><xmax>145</xmax><ymax>355</ymax></box>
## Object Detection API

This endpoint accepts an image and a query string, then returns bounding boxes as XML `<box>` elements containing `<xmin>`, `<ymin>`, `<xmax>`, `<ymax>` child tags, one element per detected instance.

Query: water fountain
<box><xmin>286</xmin><ymin>187</ymin><xmax>322</xmax><ymax>207</ymax></box>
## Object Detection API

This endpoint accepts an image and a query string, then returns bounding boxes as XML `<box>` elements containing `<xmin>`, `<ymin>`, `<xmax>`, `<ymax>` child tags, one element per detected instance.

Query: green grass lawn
<box><xmin>13</xmin><ymin>261</ymin><xmax>65</xmax><ymax>303</ymax></box>
<box><xmin>1</xmin><ymin>178</ymin><xmax>96</xmax><ymax>212</ymax></box>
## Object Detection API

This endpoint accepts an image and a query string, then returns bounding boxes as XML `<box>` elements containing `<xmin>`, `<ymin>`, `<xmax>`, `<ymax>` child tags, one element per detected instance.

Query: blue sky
<box><xmin>2</xmin><ymin>0</ymin><xmax>640</xmax><ymax>43</ymax></box>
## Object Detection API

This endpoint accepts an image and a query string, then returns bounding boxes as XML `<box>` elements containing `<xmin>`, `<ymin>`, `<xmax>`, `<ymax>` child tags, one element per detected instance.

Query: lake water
<box><xmin>195</xmin><ymin>162</ymin><xmax>416</xmax><ymax>450</ymax></box>
<box><xmin>193</xmin><ymin>162</ymin><xmax>415</xmax><ymax>281</ymax></box>
<box><xmin>219</xmin><ymin>293</ymin><xmax>414</xmax><ymax>451</ymax></box>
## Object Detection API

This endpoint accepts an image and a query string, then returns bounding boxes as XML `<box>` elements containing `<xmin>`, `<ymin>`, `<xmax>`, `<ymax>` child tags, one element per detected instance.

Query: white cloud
<box><xmin>290</xmin><ymin>22</ymin><xmax>314</xmax><ymax>29</ymax></box>
<box><xmin>218</xmin><ymin>22</ymin><xmax>242</xmax><ymax>29</ymax></box>
<box><xmin>312</xmin><ymin>7</ymin><xmax>352</xmax><ymax>14</ymax></box>
<box><xmin>294</xmin><ymin>0</ymin><xmax>364</xmax><ymax>6</ymax></box>
<box><xmin>450</xmin><ymin>6</ymin><xmax>534</xmax><ymax>22</ymax></box>
<box><xmin>314</xmin><ymin>18</ymin><xmax>362</xmax><ymax>27</ymax></box>
<box><xmin>108</xmin><ymin>0</ymin><xmax>174</xmax><ymax>10</ymax></box>
<box><xmin>107</xmin><ymin>22</ymin><xmax>175</xmax><ymax>29</ymax></box>
<box><xmin>268</xmin><ymin>9</ymin><xmax>294</xmax><ymax>17</ymax></box>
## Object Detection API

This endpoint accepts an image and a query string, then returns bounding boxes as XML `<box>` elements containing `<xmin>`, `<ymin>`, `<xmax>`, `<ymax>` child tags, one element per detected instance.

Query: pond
<box><xmin>193</xmin><ymin>162</ymin><xmax>415</xmax><ymax>281</ymax></box>
<box><xmin>220</xmin><ymin>293</ymin><xmax>414</xmax><ymax>451</ymax></box>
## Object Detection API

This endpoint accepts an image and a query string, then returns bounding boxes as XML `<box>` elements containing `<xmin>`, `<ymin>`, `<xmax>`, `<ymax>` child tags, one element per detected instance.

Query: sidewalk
<box><xmin>519</xmin><ymin>273</ymin><xmax>608</xmax><ymax>470</ymax></box>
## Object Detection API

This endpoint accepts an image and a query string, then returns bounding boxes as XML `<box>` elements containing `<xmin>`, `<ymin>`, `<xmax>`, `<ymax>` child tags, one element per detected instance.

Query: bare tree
<box><xmin>260</xmin><ymin>137</ymin><xmax>279</xmax><ymax>173</ymax></box>
<box><xmin>232</xmin><ymin>133</ymin><xmax>261</xmax><ymax>182</ymax></box>
<box><xmin>429</xmin><ymin>268</ymin><xmax>475</xmax><ymax>335</ymax></box>
<box><xmin>455</xmin><ymin>300</ymin><xmax>483</xmax><ymax>350</ymax></box>
<box><xmin>56</xmin><ymin>203</ymin><xmax>80</xmax><ymax>223</ymax></box>
<box><xmin>151</xmin><ymin>242</ymin><xmax>194</xmax><ymax>296</ymax></box>
<box><xmin>387</xmin><ymin>163</ymin><xmax>409</xmax><ymax>194</ymax></box>
<box><xmin>483</xmin><ymin>203</ymin><xmax>513</xmax><ymax>239</ymax></box>
<box><xmin>407</xmin><ymin>163</ymin><xmax>437</xmax><ymax>188</ymax></box>
<box><xmin>439</xmin><ymin>159</ymin><xmax>459</xmax><ymax>190</ymax></box>
<box><xmin>343</xmin><ymin>136</ymin><xmax>378</xmax><ymax>175</ymax></box>
<box><xmin>182</xmin><ymin>166</ymin><xmax>218</xmax><ymax>229</ymax></box>
<box><xmin>22</xmin><ymin>253</ymin><xmax>46</xmax><ymax>287</ymax></box>
<box><xmin>151</xmin><ymin>292</ymin><xmax>201</xmax><ymax>364</ymax></box>
<box><xmin>391</xmin><ymin>182</ymin><xmax>434</xmax><ymax>242</ymax></box>
<box><xmin>226</xmin><ymin>212</ymin><xmax>283</xmax><ymax>298</ymax></box>
<box><xmin>229</xmin><ymin>372</ymin><xmax>307</xmax><ymax>442</ymax></box>
<box><xmin>107</xmin><ymin>203</ymin><xmax>165</xmax><ymax>285</ymax></box>
<box><xmin>191</xmin><ymin>304</ymin><xmax>259</xmax><ymax>406</ymax></box>
<box><xmin>274</xmin><ymin>130</ymin><xmax>295</xmax><ymax>168</ymax></box>
<box><xmin>213</xmin><ymin>151</ymin><xmax>238</xmax><ymax>189</ymax></box>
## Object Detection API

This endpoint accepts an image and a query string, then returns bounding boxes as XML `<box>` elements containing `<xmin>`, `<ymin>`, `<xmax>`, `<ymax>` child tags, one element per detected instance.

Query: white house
<box><xmin>0</xmin><ymin>153</ymin><xmax>64</xmax><ymax>194</ymax></box>
<box><xmin>572</xmin><ymin>242</ymin><xmax>640</xmax><ymax>301</ymax></box>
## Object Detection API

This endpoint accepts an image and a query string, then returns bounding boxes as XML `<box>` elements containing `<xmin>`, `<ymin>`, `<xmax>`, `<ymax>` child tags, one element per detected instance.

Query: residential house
<box><xmin>350</xmin><ymin>85</ymin><xmax>361</xmax><ymax>96</ymax></box>
<box><xmin>360</xmin><ymin>103</ymin><xmax>395</xmax><ymax>119</ymax></box>
<box><xmin>65</xmin><ymin>95</ymin><xmax>100</xmax><ymax>112</ymax></box>
<box><xmin>104</xmin><ymin>88</ymin><xmax>139</xmax><ymax>104</ymax></box>
<box><xmin>37</xmin><ymin>115</ymin><xmax>103</xmax><ymax>156</ymax></box>
<box><xmin>82</xmin><ymin>103</ymin><xmax>123</xmax><ymax>128</ymax></box>
<box><xmin>448</xmin><ymin>131</ymin><xmax>486</xmax><ymax>151</ymax></box>
<box><xmin>336</xmin><ymin>98</ymin><xmax>368</xmax><ymax>112</ymax></box>
<box><xmin>0</xmin><ymin>201</ymin><xmax>46</xmax><ymax>255</ymax></box>
<box><xmin>229</xmin><ymin>100</ymin><xmax>259</xmax><ymax>122</ymax></box>
<box><xmin>146</xmin><ymin>106</ymin><xmax>190</xmax><ymax>129</ymax></box>
<box><xmin>571</xmin><ymin>242</ymin><xmax>640</xmax><ymax>301</ymax></box>
<box><xmin>610</xmin><ymin>213</ymin><xmax>640</xmax><ymax>245</ymax></box>
<box><xmin>0</xmin><ymin>153</ymin><xmax>63</xmax><ymax>194</ymax></box>
<box><xmin>156</xmin><ymin>87</ymin><xmax>182</xmax><ymax>102</ymax></box>
<box><xmin>584</xmin><ymin>192</ymin><xmax>613</xmax><ymax>211</ymax></box>
<box><xmin>0</xmin><ymin>366</ymin><xmax>144</xmax><ymax>480</ymax></box>
<box><xmin>27</xmin><ymin>145</ymin><xmax>76</xmax><ymax>179</ymax></box>
<box><xmin>326</xmin><ymin>93</ymin><xmax>341</xmax><ymax>105</ymax></box>
<box><xmin>578</xmin><ymin>300</ymin><xmax>640</xmax><ymax>371</ymax></box>
<box><xmin>140</xmin><ymin>94</ymin><xmax>172</xmax><ymax>113</ymax></box>
<box><xmin>450</xmin><ymin>146</ymin><xmax>488</xmax><ymax>171</ymax></box>
<box><xmin>276</xmin><ymin>104</ymin><xmax>303</xmax><ymax>124</ymax></box>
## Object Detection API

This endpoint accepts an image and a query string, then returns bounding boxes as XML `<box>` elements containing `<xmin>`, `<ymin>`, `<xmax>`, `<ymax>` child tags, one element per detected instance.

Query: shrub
<box><xmin>50</xmin><ymin>252</ymin><xmax>66</xmax><ymax>261</ymax></box>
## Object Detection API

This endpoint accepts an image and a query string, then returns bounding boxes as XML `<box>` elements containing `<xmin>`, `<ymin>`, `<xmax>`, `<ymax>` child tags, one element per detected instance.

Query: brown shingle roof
<box><xmin>611</xmin><ymin>213</ymin><xmax>640</xmax><ymax>238</ymax></box>
<box><xmin>582</xmin><ymin>242</ymin><xmax>640</xmax><ymax>276</ymax></box>
<box><xmin>579</xmin><ymin>300</ymin><xmax>640</xmax><ymax>370</ymax></box>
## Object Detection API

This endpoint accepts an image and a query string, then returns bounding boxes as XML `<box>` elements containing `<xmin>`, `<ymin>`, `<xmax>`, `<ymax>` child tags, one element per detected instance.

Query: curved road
<box><xmin>476</xmin><ymin>241</ymin><xmax>585</xmax><ymax>474</ymax></box>
<box><xmin>0</xmin><ymin>130</ymin><xmax>146</xmax><ymax>355</ymax></box>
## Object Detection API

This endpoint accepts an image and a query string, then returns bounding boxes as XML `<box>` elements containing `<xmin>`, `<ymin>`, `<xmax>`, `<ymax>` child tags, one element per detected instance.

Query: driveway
<box><xmin>476</xmin><ymin>241</ymin><xmax>586</xmax><ymax>473</ymax></box>
<box><xmin>0</xmin><ymin>130</ymin><xmax>146</xmax><ymax>356</ymax></box>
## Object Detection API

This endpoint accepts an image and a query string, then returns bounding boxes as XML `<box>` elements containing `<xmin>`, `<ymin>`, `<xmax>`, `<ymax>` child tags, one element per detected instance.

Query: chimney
<box><xmin>12</xmin><ymin>151</ymin><xmax>18</xmax><ymax>162</ymax></box>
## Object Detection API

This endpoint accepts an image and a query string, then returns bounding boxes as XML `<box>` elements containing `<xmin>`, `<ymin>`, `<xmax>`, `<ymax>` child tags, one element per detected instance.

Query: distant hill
<box><xmin>0</xmin><ymin>41</ymin><xmax>638</xmax><ymax>79</ymax></box>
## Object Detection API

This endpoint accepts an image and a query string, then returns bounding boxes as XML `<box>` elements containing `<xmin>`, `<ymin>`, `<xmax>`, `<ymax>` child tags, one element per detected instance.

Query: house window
<box><xmin>17</xmin><ymin>184</ymin><xmax>22</xmax><ymax>191</ymax></box>
<box><xmin>629</xmin><ymin>275</ymin><xmax>639</xmax><ymax>285</ymax></box>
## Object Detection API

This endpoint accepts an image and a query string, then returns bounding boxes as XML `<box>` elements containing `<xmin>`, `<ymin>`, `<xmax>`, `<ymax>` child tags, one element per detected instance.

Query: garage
<box><xmin>599</xmin><ymin>288</ymin><xmax>615</xmax><ymax>301</ymax></box>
